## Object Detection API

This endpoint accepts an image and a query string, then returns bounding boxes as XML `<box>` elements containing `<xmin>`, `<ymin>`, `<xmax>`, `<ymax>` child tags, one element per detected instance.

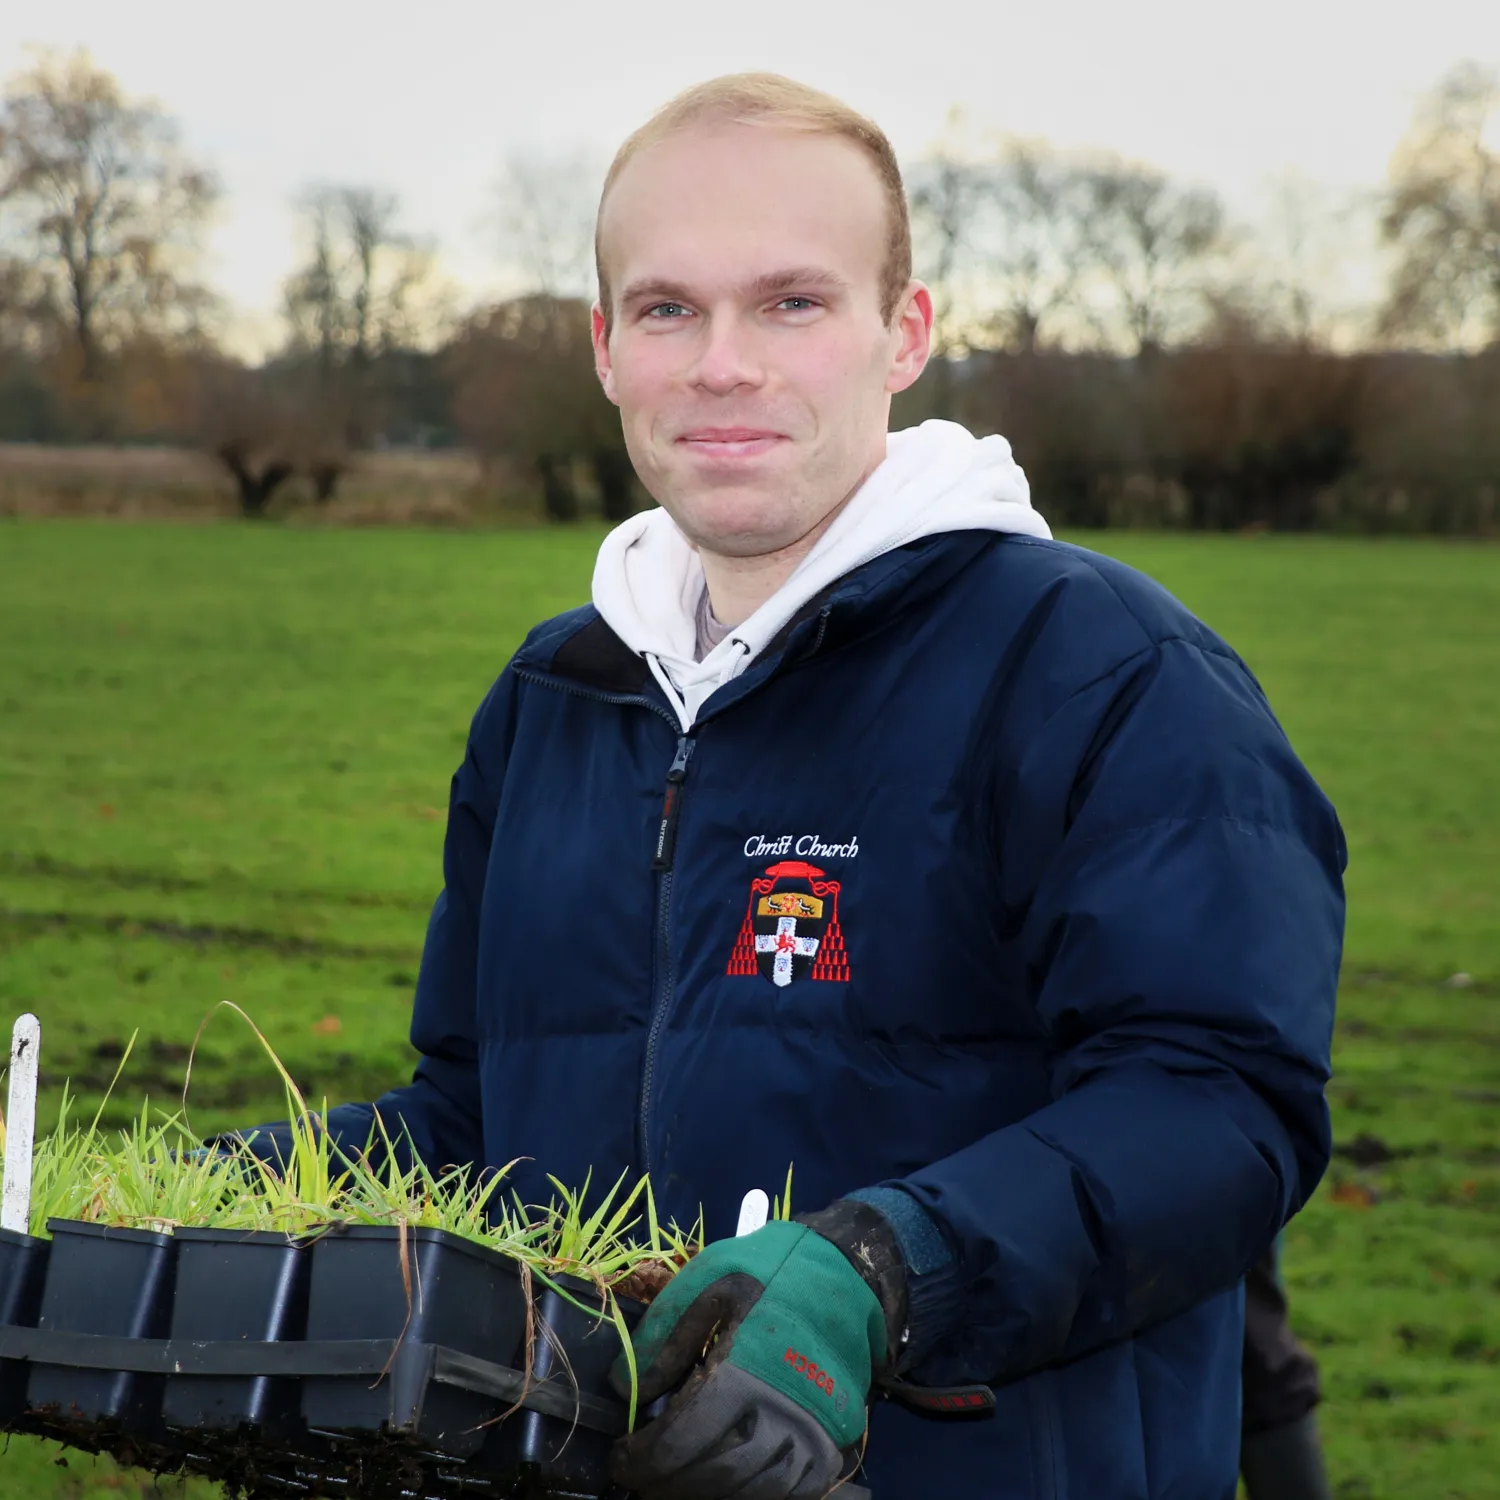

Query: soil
<box><xmin>608</xmin><ymin>1255</ymin><xmax>687</xmax><ymax>1305</ymax></box>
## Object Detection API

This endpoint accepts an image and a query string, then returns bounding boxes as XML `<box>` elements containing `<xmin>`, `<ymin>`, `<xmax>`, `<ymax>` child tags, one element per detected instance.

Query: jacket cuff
<box><xmin>845</xmin><ymin>1186</ymin><xmax>965</xmax><ymax>1371</ymax></box>
<box><xmin>794</xmin><ymin>1197</ymin><xmax>908</xmax><ymax>1370</ymax></box>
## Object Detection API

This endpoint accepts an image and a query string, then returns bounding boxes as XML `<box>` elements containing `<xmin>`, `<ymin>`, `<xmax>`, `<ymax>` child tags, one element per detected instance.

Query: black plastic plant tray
<box><xmin>0</xmin><ymin>1328</ymin><xmax>514</xmax><ymax>1491</ymax></box>
<box><xmin>481</xmin><ymin>1273</ymin><xmax>644</xmax><ymax>1497</ymax></box>
<box><xmin>0</xmin><ymin>1226</ymin><xmax>49</xmax><ymax>1427</ymax></box>
<box><xmin>26</xmin><ymin>1218</ymin><xmax>178</xmax><ymax>1447</ymax></box>
<box><xmin>162</xmin><ymin>1225</ymin><xmax>311</xmax><ymax>1438</ymax></box>
<box><xmin>0</xmin><ymin>1330</ymin><xmax>620</xmax><ymax>1432</ymax></box>
<box><xmin>0</xmin><ymin>1222</ymin><xmax>751</xmax><ymax>1499</ymax></box>
<box><xmin>300</xmin><ymin>1224</ymin><xmax>527</xmax><ymax>1458</ymax></box>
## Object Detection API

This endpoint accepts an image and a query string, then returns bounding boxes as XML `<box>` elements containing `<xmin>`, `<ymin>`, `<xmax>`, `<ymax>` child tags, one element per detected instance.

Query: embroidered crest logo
<box><xmin>726</xmin><ymin>860</ymin><xmax>852</xmax><ymax>987</ymax></box>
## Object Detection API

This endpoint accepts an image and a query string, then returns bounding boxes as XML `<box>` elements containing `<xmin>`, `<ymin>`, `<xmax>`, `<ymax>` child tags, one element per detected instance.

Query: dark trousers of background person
<box><xmin>1240</xmin><ymin>1244</ymin><xmax>1333</xmax><ymax>1500</ymax></box>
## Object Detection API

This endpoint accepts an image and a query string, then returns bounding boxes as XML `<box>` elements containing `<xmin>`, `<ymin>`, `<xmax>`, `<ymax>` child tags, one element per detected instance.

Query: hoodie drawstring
<box><xmin>721</xmin><ymin>639</ymin><xmax>752</xmax><ymax>684</ymax></box>
<box><xmin>645</xmin><ymin>637</ymin><xmax>751</xmax><ymax>734</ymax></box>
<box><xmin>645</xmin><ymin>654</ymin><xmax>691</xmax><ymax>732</ymax></box>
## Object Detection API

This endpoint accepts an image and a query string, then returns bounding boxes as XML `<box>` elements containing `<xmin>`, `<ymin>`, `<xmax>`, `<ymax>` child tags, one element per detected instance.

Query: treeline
<box><xmin>1</xmin><ymin>49</ymin><xmax>1498</xmax><ymax>531</ymax></box>
<box><xmin>894</xmin><ymin>346</ymin><xmax>1500</xmax><ymax>534</ymax></box>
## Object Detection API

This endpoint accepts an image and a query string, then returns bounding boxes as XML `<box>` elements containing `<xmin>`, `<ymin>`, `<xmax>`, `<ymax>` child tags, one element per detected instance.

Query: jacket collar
<box><xmin>512</xmin><ymin>530</ymin><xmax>1003</xmax><ymax>717</ymax></box>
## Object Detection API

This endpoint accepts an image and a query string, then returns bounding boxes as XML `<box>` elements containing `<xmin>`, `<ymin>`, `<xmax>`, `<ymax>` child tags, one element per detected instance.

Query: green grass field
<box><xmin>0</xmin><ymin>520</ymin><xmax>1497</xmax><ymax>1499</ymax></box>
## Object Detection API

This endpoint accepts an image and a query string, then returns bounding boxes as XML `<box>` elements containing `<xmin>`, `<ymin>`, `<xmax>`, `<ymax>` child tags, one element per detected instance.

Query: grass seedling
<box><xmin>771</xmin><ymin>1163</ymin><xmax>795</xmax><ymax>1221</ymax></box>
<box><xmin>604</xmin><ymin>1287</ymin><xmax>640</xmax><ymax>1432</ymax></box>
<box><xmin>338</xmin><ymin>1109</ymin><xmax>539</xmax><ymax>1254</ymax></box>
<box><xmin>27</xmin><ymin>1088</ymin><xmax>108</xmax><ymax>1236</ymax></box>
<box><xmin>14</xmin><ymin>1034</ymin><xmax>141</xmax><ymax>1237</ymax></box>
<box><xmin>184</xmin><ymin>1001</ymin><xmax>355</xmax><ymax>1230</ymax></box>
<box><xmin>538</xmin><ymin>1168</ymin><xmax>652</xmax><ymax>1282</ymax></box>
<box><xmin>76</xmin><ymin>1104</ymin><xmax>274</xmax><ymax>1232</ymax></box>
<box><xmin>607</xmin><ymin>1178</ymin><xmax>701</xmax><ymax>1305</ymax></box>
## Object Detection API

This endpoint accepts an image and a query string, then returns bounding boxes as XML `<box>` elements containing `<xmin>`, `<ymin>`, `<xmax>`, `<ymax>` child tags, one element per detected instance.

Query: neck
<box><xmin>698</xmin><ymin>523</ymin><xmax>828</xmax><ymax>629</ymax></box>
<box><xmin>698</xmin><ymin>444</ymin><xmax>888</xmax><ymax>627</ymax></box>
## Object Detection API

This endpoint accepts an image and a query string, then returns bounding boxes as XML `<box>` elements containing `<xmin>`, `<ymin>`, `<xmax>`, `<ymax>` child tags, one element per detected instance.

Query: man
<box><xmin>246</xmin><ymin>74</ymin><xmax>1345</xmax><ymax>1499</ymax></box>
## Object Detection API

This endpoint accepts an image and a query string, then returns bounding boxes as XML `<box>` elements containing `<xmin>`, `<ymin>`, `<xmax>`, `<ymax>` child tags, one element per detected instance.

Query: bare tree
<box><xmin>908</xmin><ymin>135</ymin><xmax>991</xmax><ymax>342</ymax></box>
<box><xmin>1258</xmin><ymin>174</ymin><xmax>1346</xmax><ymax>347</ymax></box>
<box><xmin>907</xmin><ymin>138</ymin><xmax>991</xmax><ymax>418</ymax></box>
<box><xmin>985</xmin><ymin>139</ymin><xmax>1093</xmax><ymax>352</ymax></box>
<box><xmin>912</xmin><ymin>132</ymin><xmax>1204</xmax><ymax>369</ymax></box>
<box><xmin>1076</xmin><ymin>158</ymin><xmax>1227</xmax><ymax>354</ymax></box>
<box><xmin>280</xmin><ymin>185</ymin><xmax>442</xmax><ymax>489</ymax></box>
<box><xmin>283</xmin><ymin>185</ymin><xmax>437</xmax><ymax>375</ymax></box>
<box><xmin>1197</xmin><ymin>174</ymin><xmax>1367</xmax><ymax>350</ymax></box>
<box><xmin>448</xmin><ymin>293</ymin><xmax>634</xmax><ymax>521</ymax></box>
<box><xmin>0</xmin><ymin>118</ymin><xmax>23</xmax><ymax>340</ymax></box>
<box><xmin>1380</xmin><ymin>62</ymin><xmax>1500</xmax><ymax>347</ymax></box>
<box><xmin>0</xmin><ymin>49</ymin><xmax>218</xmax><ymax>381</ymax></box>
<box><xmin>483</xmin><ymin>151</ymin><xmax>634</xmax><ymax>519</ymax></box>
<box><xmin>0</xmin><ymin>255</ymin><xmax>48</xmax><ymax>350</ymax></box>
<box><xmin>172</xmin><ymin>357</ymin><xmax>297</xmax><ymax>517</ymax></box>
<box><xmin>495</xmin><ymin>148</ymin><xmax>602</xmax><ymax>300</ymax></box>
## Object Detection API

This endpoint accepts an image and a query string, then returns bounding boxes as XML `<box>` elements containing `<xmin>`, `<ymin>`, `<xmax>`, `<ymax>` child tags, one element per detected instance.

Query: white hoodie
<box><xmin>591</xmin><ymin>420</ymin><xmax>1052</xmax><ymax>731</ymax></box>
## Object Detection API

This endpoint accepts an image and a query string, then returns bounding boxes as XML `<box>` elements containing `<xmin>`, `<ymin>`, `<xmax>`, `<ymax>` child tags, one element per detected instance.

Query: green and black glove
<box><xmin>609</xmin><ymin>1203</ymin><xmax>907</xmax><ymax>1500</ymax></box>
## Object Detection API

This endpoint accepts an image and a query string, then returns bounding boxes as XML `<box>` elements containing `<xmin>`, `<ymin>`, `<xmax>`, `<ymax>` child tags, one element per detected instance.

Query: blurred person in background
<box><xmin>1241</xmin><ymin>1243</ymin><xmax>1333</xmax><ymax>1499</ymax></box>
<box><xmin>230</xmin><ymin>74</ymin><xmax>1346</xmax><ymax>1499</ymax></box>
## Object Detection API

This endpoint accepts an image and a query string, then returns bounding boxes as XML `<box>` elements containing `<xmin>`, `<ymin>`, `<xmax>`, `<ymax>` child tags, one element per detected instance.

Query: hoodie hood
<box><xmin>591</xmin><ymin>420</ymin><xmax>1051</xmax><ymax>730</ymax></box>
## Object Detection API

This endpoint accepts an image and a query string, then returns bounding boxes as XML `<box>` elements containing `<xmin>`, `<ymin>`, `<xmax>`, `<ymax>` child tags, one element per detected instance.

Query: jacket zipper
<box><xmin>514</xmin><ymin>612</ymin><xmax>829</xmax><ymax>1171</ymax></box>
<box><xmin>639</xmin><ymin>733</ymin><xmax>696</xmax><ymax>1166</ymax></box>
<box><xmin>510</xmin><ymin>668</ymin><xmax>678</xmax><ymax>727</ymax></box>
<box><xmin>510</xmin><ymin>667</ymin><xmax>695</xmax><ymax>1174</ymax></box>
<box><xmin>651</xmin><ymin>735</ymin><xmax>696</xmax><ymax>871</ymax></box>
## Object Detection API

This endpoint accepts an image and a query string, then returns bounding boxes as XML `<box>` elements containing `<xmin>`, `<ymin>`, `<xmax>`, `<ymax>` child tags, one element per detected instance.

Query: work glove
<box><xmin>609</xmin><ymin>1204</ymin><xmax>907</xmax><ymax>1500</ymax></box>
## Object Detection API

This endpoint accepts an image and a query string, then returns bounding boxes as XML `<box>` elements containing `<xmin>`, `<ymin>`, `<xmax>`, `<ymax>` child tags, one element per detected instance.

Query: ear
<box><xmin>592</xmin><ymin>303</ymin><xmax>620</xmax><ymax>405</ymax></box>
<box><xmin>885</xmin><ymin>281</ymin><xmax>933</xmax><ymax>396</ymax></box>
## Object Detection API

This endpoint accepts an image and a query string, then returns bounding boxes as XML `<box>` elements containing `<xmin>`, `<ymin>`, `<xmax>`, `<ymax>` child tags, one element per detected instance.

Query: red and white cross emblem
<box><xmin>754</xmin><ymin>917</ymin><xmax>820</xmax><ymax>988</ymax></box>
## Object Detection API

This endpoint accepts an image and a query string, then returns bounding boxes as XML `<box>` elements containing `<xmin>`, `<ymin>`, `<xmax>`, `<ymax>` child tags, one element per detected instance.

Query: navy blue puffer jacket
<box><xmin>263</xmin><ymin>531</ymin><xmax>1345</xmax><ymax>1500</ymax></box>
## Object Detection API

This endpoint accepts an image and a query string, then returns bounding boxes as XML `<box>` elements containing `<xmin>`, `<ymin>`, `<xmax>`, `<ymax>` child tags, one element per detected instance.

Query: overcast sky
<box><xmin>5</xmin><ymin>0</ymin><xmax>1499</xmax><ymax>351</ymax></box>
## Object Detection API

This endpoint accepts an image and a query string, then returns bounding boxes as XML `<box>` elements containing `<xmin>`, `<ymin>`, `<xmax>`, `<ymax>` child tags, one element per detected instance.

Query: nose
<box><xmin>688</xmin><ymin>314</ymin><xmax>764</xmax><ymax>396</ymax></box>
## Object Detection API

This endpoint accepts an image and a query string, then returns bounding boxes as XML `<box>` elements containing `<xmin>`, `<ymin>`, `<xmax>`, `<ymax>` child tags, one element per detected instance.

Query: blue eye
<box><xmin>646</xmin><ymin>302</ymin><xmax>690</xmax><ymax>319</ymax></box>
<box><xmin>777</xmin><ymin>297</ymin><xmax>818</xmax><ymax>311</ymax></box>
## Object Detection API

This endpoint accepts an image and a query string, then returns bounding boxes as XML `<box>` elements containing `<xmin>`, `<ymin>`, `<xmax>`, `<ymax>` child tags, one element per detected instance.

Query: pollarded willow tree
<box><xmin>0</xmin><ymin>48</ymin><xmax>219</xmax><ymax>382</ymax></box>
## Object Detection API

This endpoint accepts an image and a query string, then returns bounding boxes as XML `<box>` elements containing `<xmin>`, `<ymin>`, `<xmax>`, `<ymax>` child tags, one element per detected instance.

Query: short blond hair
<box><xmin>595</xmin><ymin>72</ymin><xmax>912</xmax><ymax>329</ymax></box>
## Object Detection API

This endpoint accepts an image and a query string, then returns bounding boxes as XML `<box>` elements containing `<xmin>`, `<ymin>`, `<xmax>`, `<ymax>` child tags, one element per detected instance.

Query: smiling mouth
<box><xmin>678</xmin><ymin>432</ymin><xmax>787</xmax><ymax>458</ymax></box>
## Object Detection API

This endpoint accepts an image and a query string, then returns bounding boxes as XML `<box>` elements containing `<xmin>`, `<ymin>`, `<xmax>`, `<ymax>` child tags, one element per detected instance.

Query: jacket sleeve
<box><xmin>236</xmin><ymin>673</ymin><xmax>516</xmax><ymax>1177</ymax></box>
<box><xmin>886</xmin><ymin>635</ymin><xmax>1346</xmax><ymax>1386</ymax></box>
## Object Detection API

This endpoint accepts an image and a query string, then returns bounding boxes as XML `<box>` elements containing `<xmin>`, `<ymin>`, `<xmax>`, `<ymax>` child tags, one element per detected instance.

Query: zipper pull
<box><xmin>651</xmin><ymin>735</ymin><xmax>696</xmax><ymax>871</ymax></box>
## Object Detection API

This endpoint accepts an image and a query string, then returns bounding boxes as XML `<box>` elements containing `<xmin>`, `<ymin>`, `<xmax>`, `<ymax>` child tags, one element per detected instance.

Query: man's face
<box><xmin>592</xmin><ymin>123</ymin><xmax>931</xmax><ymax>560</ymax></box>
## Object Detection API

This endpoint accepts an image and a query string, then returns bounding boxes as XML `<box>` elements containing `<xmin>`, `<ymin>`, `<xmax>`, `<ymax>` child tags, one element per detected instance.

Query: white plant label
<box><xmin>2</xmin><ymin>1013</ymin><xmax>41</xmax><ymax>1235</ymax></box>
<box><xmin>735</xmin><ymin>1188</ymin><xmax>770</xmax><ymax>1238</ymax></box>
